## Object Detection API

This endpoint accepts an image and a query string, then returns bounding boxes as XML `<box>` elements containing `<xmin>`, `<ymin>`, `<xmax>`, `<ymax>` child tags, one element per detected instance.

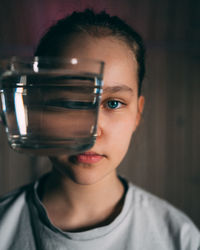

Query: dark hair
<box><xmin>35</xmin><ymin>9</ymin><xmax>145</xmax><ymax>95</ymax></box>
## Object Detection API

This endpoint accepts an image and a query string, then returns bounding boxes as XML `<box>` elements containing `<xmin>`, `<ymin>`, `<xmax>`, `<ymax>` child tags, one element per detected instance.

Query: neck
<box><xmin>39</xmin><ymin>169</ymin><xmax>126</xmax><ymax>231</ymax></box>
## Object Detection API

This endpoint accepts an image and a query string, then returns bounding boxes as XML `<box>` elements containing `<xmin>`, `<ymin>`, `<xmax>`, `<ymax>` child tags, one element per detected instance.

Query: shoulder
<box><xmin>0</xmin><ymin>183</ymin><xmax>33</xmax><ymax>217</ymax></box>
<box><xmin>128</xmin><ymin>182</ymin><xmax>198</xmax><ymax>228</ymax></box>
<box><xmin>0</xmin><ymin>184</ymin><xmax>36</xmax><ymax>249</ymax></box>
<box><xmin>126</xmin><ymin>182</ymin><xmax>200</xmax><ymax>245</ymax></box>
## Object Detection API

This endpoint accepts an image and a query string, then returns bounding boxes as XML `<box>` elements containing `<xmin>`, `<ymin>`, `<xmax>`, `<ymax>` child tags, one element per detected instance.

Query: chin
<box><xmin>50</xmin><ymin>155</ymin><xmax>117</xmax><ymax>186</ymax></box>
<box><xmin>68</xmin><ymin>165</ymin><xmax>109</xmax><ymax>186</ymax></box>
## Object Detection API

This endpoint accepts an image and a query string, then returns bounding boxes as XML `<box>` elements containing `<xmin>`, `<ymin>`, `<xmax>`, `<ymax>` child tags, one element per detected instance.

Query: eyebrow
<box><xmin>103</xmin><ymin>85</ymin><xmax>134</xmax><ymax>94</ymax></box>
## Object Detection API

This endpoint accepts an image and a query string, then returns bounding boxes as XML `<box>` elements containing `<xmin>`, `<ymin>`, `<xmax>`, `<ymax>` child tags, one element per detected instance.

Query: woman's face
<box><xmin>50</xmin><ymin>33</ymin><xmax>144</xmax><ymax>185</ymax></box>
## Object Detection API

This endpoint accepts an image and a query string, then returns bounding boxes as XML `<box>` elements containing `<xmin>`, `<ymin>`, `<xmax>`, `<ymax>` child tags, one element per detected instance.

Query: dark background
<box><xmin>0</xmin><ymin>0</ymin><xmax>200</xmax><ymax>228</ymax></box>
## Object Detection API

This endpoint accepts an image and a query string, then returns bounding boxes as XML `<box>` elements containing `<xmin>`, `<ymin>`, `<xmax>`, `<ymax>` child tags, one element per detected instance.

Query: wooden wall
<box><xmin>0</xmin><ymin>0</ymin><xmax>199</xmax><ymax>228</ymax></box>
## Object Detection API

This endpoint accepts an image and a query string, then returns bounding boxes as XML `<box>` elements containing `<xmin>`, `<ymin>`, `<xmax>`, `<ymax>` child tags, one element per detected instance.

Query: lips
<box><xmin>76</xmin><ymin>151</ymin><xmax>104</xmax><ymax>164</ymax></box>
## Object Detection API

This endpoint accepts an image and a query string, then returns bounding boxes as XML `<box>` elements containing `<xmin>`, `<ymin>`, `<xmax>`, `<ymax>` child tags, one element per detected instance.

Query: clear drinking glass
<box><xmin>0</xmin><ymin>57</ymin><xmax>104</xmax><ymax>155</ymax></box>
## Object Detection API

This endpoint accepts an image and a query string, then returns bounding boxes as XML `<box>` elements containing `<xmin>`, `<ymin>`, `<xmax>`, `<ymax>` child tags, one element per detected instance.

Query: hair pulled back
<box><xmin>35</xmin><ymin>9</ymin><xmax>145</xmax><ymax>95</ymax></box>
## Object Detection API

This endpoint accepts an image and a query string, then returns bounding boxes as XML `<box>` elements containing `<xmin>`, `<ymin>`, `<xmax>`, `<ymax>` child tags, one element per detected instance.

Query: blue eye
<box><xmin>107</xmin><ymin>100</ymin><xmax>122</xmax><ymax>109</ymax></box>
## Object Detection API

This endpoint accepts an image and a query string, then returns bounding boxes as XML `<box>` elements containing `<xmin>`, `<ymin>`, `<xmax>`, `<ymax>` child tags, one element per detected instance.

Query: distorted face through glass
<box><xmin>0</xmin><ymin>57</ymin><xmax>104</xmax><ymax>155</ymax></box>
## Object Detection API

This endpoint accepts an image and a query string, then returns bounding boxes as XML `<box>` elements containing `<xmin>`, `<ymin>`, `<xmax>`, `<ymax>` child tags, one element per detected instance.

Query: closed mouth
<box><xmin>74</xmin><ymin>151</ymin><xmax>104</xmax><ymax>164</ymax></box>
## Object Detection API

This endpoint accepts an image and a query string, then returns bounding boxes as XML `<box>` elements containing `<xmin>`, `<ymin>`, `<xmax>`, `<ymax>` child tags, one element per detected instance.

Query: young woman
<box><xmin>0</xmin><ymin>9</ymin><xmax>199</xmax><ymax>250</ymax></box>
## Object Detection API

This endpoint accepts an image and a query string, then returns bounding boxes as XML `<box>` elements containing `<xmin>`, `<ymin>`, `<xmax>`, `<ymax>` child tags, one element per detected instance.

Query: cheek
<box><xmin>106</xmin><ymin>108</ymin><xmax>138</xmax><ymax>134</ymax></box>
<box><xmin>107</xmin><ymin>119</ymin><xmax>134</xmax><ymax>166</ymax></box>
<box><xmin>105</xmin><ymin>114</ymin><xmax>136</xmax><ymax>150</ymax></box>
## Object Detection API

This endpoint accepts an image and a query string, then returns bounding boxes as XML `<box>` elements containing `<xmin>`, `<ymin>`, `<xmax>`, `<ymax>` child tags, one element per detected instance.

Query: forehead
<box><xmin>62</xmin><ymin>33</ymin><xmax>138</xmax><ymax>90</ymax></box>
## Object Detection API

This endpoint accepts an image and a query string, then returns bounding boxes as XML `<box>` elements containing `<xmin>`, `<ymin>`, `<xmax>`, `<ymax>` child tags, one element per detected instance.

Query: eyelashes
<box><xmin>44</xmin><ymin>98</ymin><xmax>127</xmax><ymax>111</ymax></box>
<box><xmin>102</xmin><ymin>99</ymin><xmax>126</xmax><ymax>110</ymax></box>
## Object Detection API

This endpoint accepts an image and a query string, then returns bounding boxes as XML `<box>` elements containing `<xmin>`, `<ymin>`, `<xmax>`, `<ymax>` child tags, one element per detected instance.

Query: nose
<box><xmin>95</xmin><ymin>110</ymin><xmax>104</xmax><ymax>138</ymax></box>
<box><xmin>96</xmin><ymin>125</ymin><xmax>102</xmax><ymax>137</ymax></box>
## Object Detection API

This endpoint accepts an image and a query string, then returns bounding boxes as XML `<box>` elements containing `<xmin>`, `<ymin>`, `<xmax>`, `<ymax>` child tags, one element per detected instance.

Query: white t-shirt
<box><xmin>0</xmin><ymin>176</ymin><xmax>199</xmax><ymax>250</ymax></box>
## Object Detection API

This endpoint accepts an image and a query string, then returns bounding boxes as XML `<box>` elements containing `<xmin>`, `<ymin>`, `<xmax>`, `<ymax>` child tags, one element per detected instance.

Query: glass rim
<box><xmin>0</xmin><ymin>56</ymin><xmax>104</xmax><ymax>78</ymax></box>
<box><xmin>0</xmin><ymin>56</ymin><xmax>104</xmax><ymax>66</ymax></box>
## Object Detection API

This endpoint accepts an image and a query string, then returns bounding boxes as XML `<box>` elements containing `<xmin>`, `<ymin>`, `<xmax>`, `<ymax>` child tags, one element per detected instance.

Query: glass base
<box><xmin>8</xmin><ymin>135</ymin><xmax>95</xmax><ymax>155</ymax></box>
